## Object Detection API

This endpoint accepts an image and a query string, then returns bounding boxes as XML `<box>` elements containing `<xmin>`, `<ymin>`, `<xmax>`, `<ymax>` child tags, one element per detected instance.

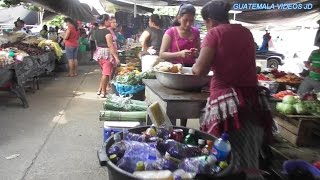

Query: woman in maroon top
<box><xmin>192</xmin><ymin>1</ymin><xmax>273</xmax><ymax>168</ymax></box>
<box><xmin>64</xmin><ymin>17</ymin><xmax>80</xmax><ymax>77</ymax></box>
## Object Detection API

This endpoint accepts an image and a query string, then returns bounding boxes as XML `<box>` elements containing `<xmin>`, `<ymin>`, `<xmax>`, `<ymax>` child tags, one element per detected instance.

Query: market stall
<box><xmin>0</xmin><ymin>32</ymin><xmax>59</xmax><ymax>107</ymax></box>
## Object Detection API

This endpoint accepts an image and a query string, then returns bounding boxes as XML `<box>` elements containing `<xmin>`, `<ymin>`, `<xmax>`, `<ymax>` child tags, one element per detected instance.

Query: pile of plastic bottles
<box><xmin>107</xmin><ymin>124</ymin><xmax>232</xmax><ymax>179</ymax></box>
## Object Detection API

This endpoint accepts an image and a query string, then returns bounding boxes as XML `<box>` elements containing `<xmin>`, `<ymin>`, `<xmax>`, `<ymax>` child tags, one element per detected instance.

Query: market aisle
<box><xmin>0</xmin><ymin>65</ymin><xmax>108</xmax><ymax>180</ymax></box>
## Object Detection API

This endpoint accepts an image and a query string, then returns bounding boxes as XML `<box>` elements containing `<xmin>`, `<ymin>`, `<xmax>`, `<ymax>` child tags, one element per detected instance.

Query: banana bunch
<box><xmin>38</xmin><ymin>40</ymin><xmax>62</xmax><ymax>59</ymax></box>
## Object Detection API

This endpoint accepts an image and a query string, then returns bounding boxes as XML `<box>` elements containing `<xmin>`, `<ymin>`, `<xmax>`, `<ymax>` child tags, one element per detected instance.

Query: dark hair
<box><xmin>172</xmin><ymin>4</ymin><xmax>196</xmax><ymax>26</ymax></box>
<box><xmin>97</xmin><ymin>14</ymin><xmax>110</xmax><ymax>25</ymax></box>
<box><xmin>43</xmin><ymin>25</ymin><xmax>48</xmax><ymax>30</ymax></box>
<box><xmin>150</xmin><ymin>14</ymin><xmax>161</xmax><ymax>27</ymax></box>
<box><xmin>64</xmin><ymin>17</ymin><xmax>79</xmax><ymax>31</ymax></box>
<box><xmin>201</xmin><ymin>1</ymin><xmax>230</xmax><ymax>23</ymax></box>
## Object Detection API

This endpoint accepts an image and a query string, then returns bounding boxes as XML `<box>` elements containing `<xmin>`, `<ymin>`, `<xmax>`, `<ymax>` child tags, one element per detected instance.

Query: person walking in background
<box><xmin>63</xmin><ymin>17</ymin><xmax>80</xmax><ymax>77</ymax></box>
<box><xmin>107</xmin><ymin>16</ymin><xmax>119</xmax><ymax>89</ymax></box>
<box><xmin>40</xmin><ymin>25</ymin><xmax>48</xmax><ymax>39</ymax></box>
<box><xmin>192</xmin><ymin>1</ymin><xmax>273</xmax><ymax>168</ymax></box>
<box><xmin>94</xmin><ymin>14</ymin><xmax>120</xmax><ymax>98</ymax></box>
<box><xmin>139</xmin><ymin>14</ymin><xmax>164</xmax><ymax>72</ymax></box>
<box><xmin>116</xmin><ymin>25</ymin><xmax>125</xmax><ymax>48</ymax></box>
<box><xmin>159</xmin><ymin>4</ymin><xmax>200</xmax><ymax>67</ymax></box>
<box><xmin>259</xmin><ymin>30</ymin><xmax>271</xmax><ymax>52</ymax></box>
<box><xmin>88</xmin><ymin>23</ymin><xmax>98</xmax><ymax>61</ymax></box>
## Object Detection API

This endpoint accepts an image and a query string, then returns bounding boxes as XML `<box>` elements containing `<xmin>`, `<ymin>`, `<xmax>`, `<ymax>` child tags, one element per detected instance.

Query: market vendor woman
<box><xmin>297</xmin><ymin>21</ymin><xmax>320</xmax><ymax>96</ymax></box>
<box><xmin>192</xmin><ymin>1</ymin><xmax>273</xmax><ymax>168</ymax></box>
<box><xmin>159</xmin><ymin>4</ymin><xmax>200</xmax><ymax>67</ymax></box>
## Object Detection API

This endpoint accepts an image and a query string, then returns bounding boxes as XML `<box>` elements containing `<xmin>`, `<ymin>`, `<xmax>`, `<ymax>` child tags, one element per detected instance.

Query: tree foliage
<box><xmin>47</xmin><ymin>15</ymin><xmax>65</xmax><ymax>27</ymax></box>
<box><xmin>1</xmin><ymin>0</ymin><xmax>40</xmax><ymax>11</ymax></box>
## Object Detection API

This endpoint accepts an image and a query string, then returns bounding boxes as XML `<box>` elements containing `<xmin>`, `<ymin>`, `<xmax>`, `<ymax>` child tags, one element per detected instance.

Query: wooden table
<box><xmin>143</xmin><ymin>79</ymin><xmax>209</xmax><ymax>126</ymax></box>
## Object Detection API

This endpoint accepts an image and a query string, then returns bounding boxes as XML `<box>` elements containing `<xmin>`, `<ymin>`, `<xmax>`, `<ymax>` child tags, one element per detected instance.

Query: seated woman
<box><xmin>159</xmin><ymin>4</ymin><xmax>200</xmax><ymax>67</ymax></box>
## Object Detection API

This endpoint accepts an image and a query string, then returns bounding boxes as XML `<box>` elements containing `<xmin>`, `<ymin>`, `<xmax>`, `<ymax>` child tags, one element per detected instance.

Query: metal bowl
<box><xmin>154</xmin><ymin>67</ymin><xmax>213</xmax><ymax>91</ymax></box>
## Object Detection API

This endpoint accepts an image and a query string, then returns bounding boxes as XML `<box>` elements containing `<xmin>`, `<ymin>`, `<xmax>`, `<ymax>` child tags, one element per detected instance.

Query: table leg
<box><xmin>180</xmin><ymin>119</ymin><xmax>188</xmax><ymax>127</ymax></box>
<box><xmin>11</xmin><ymin>82</ymin><xmax>29</xmax><ymax>108</ymax></box>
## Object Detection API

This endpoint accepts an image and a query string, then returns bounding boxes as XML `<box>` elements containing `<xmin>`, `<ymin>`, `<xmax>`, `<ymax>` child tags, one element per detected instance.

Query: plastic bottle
<box><xmin>183</xmin><ymin>129</ymin><xmax>197</xmax><ymax>146</ymax></box>
<box><xmin>213</xmin><ymin>133</ymin><xmax>231</xmax><ymax>161</ymax></box>
<box><xmin>124</xmin><ymin>130</ymin><xmax>146</xmax><ymax>142</ymax></box>
<box><xmin>160</xmin><ymin>152</ymin><xmax>180</xmax><ymax>171</ymax></box>
<box><xmin>109</xmin><ymin>154</ymin><xmax>119</xmax><ymax>164</ymax></box>
<box><xmin>107</xmin><ymin>133</ymin><xmax>126</xmax><ymax>158</ymax></box>
<box><xmin>198</xmin><ymin>139</ymin><xmax>206</xmax><ymax>149</ymax></box>
<box><xmin>156</xmin><ymin>139</ymin><xmax>202</xmax><ymax>160</ymax></box>
<box><xmin>202</xmin><ymin>140</ymin><xmax>213</xmax><ymax>155</ymax></box>
<box><xmin>178</xmin><ymin>155</ymin><xmax>217</xmax><ymax>174</ymax></box>
<box><xmin>117</xmin><ymin>141</ymin><xmax>161</xmax><ymax>173</ymax></box>
<box><xmin>136</xmin><ymin>161</ymin><xmax>145</xmax><ymax>171</ymax></box>
<box><xmin>146</xmin><ymin>124</ymin><xmax>157</xmax><ymax>137</ymax></box>
<box><xmin>133</xmin><ymin>170</ymin><xmax>174</xmax><ymax>180</ymax></box>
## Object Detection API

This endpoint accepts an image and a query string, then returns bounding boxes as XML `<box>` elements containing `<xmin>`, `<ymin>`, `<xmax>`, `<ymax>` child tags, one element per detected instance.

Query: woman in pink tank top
<box><xmin>159</xmin><ymin>4</ymin><xmax>200</xmax><ymax>67</ymax></box>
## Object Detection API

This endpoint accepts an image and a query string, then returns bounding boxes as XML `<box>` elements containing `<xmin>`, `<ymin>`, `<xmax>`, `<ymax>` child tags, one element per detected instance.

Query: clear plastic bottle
<box><xmin>156</xmin><ymin>139</ymin><xmax>202</xmax><ymax>160</ymax></box>
<box><xmin>160</xmin><ymin>152</ymin><xmax>180</xmax><ymax>171</ymax></box>
<box><xmin>198</xmin><ymin>139</ymin><xmax>206</xmax><ymax>149</ymax></box>
<box><xmin>213</xmin><ymin>133</ymin><xmax>231</xmax><ymax>161</ymax></box>
<box><xmin>107</xmin><ymin>133</ymin><xmax>126</xmax><ymax>158</ymax></box>
<box><xmin>178</xmin><ymin>155</ymin><xmax>217</xmax><ymax>174</ymax></box>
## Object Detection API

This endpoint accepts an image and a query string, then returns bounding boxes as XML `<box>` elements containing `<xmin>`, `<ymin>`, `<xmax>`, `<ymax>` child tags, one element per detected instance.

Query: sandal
<box><xmin>100</xmin><ymin>94</ymin><xmax>106</xmax><ymax>98</ymax></box>
<box><xmin>96</xmin><ymin>90</ymin><xmax>101</xmax><ymax>95</ymax></box>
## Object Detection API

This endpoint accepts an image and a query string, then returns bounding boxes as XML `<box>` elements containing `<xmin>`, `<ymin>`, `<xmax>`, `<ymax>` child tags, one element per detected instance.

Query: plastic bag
<box><xmin>103</xmin><ymin>94</ymin><xmax>147</xmax><ymax>111</ymax></box>
<box><xmin>116</xmin><ymin>141</ymin><xmax>162</xmax><ymax>173</ymax></box>
<box><xmin>113</xmin><ymin>82</ymin><xmax>145</xmax><ymax>96</ymax></box>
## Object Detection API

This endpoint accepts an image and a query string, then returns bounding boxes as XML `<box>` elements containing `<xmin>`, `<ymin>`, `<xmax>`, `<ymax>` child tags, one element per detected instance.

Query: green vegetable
<box><xmin>282</xmin><ymin>104</ymin><xmax>296</xmax><ymax>115</ymax></box>
<box><xmin>293</xmin><ymin>102</ymin><xmax>308</xmax><ymax>115</ymax></box>
<box><xmin>282</xmin><ymin>95</ymin><xmax>298</xmax><ymax>105</ymax></box>
<box><xmin>276</xmin><ymin>102</ymin><xmax>296</xmax><ymax>115</ymax></box>
<box><xmin>99</xmin><ymin>111</ymin><xmax>147</xmax><ymax>121</ymax></box>
<box><xmin>276</xmin><ymin>103</ymin><xmax>285</xmax><ymax>112</ymax></box>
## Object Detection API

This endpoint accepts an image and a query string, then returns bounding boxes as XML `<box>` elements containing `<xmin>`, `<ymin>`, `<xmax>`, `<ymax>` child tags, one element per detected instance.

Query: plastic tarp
<box><xmin>25</xmin><ymin>0</ymin><xmax>100</xmax><ymax>22</ymax></box>
<box><xmin>0</xmin><ymin>6</ymin><xmax>39</xmax><ymax>25</ymax></box>
<box><xmin>156</xmin><ymin>0</ymin><xmax>320</xmax><ymax>25</ymax></box>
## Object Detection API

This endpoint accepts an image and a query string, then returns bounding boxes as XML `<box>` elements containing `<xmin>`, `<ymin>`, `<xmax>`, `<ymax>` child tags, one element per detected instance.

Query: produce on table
<box><xmin>257</xmin><ymin>73</ymin><xmax>272</xmax><ymax>81</ymax></box>
<box><xmin>154</xmin><ymin>62</ymin><xmax>183</xmax><ymax>74</ymax></box>
<box><xmin>302</xmin><ymin>92</ymin><xmax>318</xmax><ymax>101</ymax></box>
<box><xmin>282</xmin><ymin>95</ymin><xmax>298</xmax><ymax>105</ymax></box>
<box><xmin>273</xmin><ymin>90</ymin><xmax>297</xmax><ymax>100</ymax></box>
<box><xmin>2</xmin><ymin>42</ymin><xmax>47</xmax><ymax>56</ymax></box>
<box><xmin>270</xmin><ymin>69</ymin><xmax>287</xmax><ymax>78</ymax></box>
<box><xmin>276</xmin><ymin>95</ymin><xmax>320</xmax><ymax>115</ymax></box>
<box><xmin>38</xmin><ymin>40</ymin><xmax>63</xmax><ymax>58</ymax></box>
<box><xmin>115</xmin><ymin>70</ymin><xmax>156</xmax><ymax>85</ymax></box>
<box><xmin>304</xmin><ymin>100</ymin><xmax>320</xmax><ymax>116</ymax></box>
<box><xmin>276</xmin><ymin>74</ymin><xmax>302</xmax><ymax>84</ymax></box>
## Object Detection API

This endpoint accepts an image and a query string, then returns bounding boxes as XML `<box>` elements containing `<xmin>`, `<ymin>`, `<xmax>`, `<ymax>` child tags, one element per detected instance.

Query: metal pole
<box><xmin>134</xmin><ymin>0</ymin><xmax>137</xmax><ymax>18</ymax></box>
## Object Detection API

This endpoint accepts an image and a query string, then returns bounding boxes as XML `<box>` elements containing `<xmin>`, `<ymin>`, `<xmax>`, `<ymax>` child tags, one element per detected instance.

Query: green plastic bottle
<box><xmin>183</xmin><ymin>129</ymin><xmax>197</xmax><ymax>146</ymax></box>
